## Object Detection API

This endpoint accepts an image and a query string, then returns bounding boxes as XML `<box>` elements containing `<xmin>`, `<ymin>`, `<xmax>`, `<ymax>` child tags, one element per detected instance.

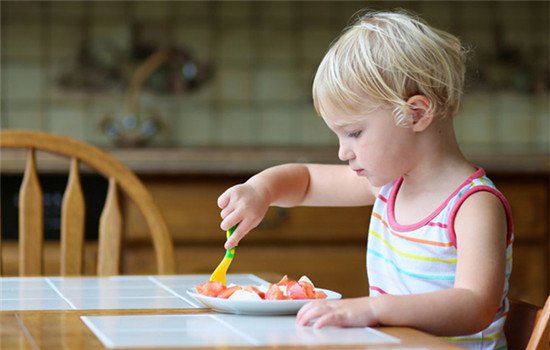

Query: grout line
<box><xmin>14</xmin><ymin>314</ymin><xmax>41</xmax><ymax>350</ymax></box>
<box><xmin>44</xmin><ymin>278</ymin><xmax>77</xmax><ymax>310</ymax></box>
<box><xmin>209</xmin><ymin>314</ymin><xmax>260</xmax><ymax>345</ymax></box>
<box><xmin>57</xmin><ymin>295</ymin><xmax>177</xmax><ymax>300</ymax></box>
<box><xmin>147</xmin><ymin>276</ymin><xmax>200</xmax><ymax>307</ymax></box>
<box><xmin>1</xmin><ymin>297</ymin><xmax>67</xmax><ymax>301</ymax></box>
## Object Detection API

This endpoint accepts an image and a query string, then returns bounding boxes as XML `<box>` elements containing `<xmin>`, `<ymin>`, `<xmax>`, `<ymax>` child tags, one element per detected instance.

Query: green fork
<box><xmin>209</xmin><ymin>225</ymin><xmax>237</xmax><ymax>286</ymax></box>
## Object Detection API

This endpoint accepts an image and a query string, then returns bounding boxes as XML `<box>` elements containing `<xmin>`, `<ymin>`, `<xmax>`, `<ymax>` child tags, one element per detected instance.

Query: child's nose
<box><xmin>338</xmin><ymin>143</ymin><xmax>354</xmax><ymax>161</ymax></box>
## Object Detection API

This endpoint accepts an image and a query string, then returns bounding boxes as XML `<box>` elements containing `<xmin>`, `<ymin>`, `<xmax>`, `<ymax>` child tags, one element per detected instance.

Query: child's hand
<box><xmin>295</xmin><ymin>297</ymin><xmax>379</xmax><ymax>329</ymax></box>
<box><xmin>217</xmin><ymin>183</ymin><xmax>270</xmax><ymax>249</ymax></box>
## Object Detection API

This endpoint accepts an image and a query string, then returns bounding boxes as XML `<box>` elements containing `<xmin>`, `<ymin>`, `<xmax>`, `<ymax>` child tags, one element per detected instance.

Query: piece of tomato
<box><xmin>299</xmin><ymin>281</ymin><xmax>316</xmax><ymax>299</ymax></box>
<box><xmin>265</xmin><ymin>284</ymin><xmax>288</xmax><ymax>300</ymax></box>
<box><xmin>314</xmin><ymin>290</ymin><xmax>327</xmax><ymax>299</ymax></box>
<box><xmin>195</xmin><ymin>281</ymin><xmax>226</xmax><ymax>297</ymax></box>
<box><xmin>287</xmin><ymin>282</ymin><xmax>308</xmax><ymax>300</ymax></box>
<box><xmin>217</xmin><ymin>285</ymin><xmax>241</xmax><ymax>299</ymax></box>
<box><xmin>274</xmin><ymin>275</ymin><xmax>292</xmax><ymax>287</ymax></box>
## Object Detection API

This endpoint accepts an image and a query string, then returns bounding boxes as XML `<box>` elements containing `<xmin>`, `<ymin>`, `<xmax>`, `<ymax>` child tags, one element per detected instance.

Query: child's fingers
<box><xmin>225</xmin><ymin>222</ymin><xmax>246</xmax><ymax>249</ymax></box>
<box><xmin>217</xmin><ymin>190</ymin><xmax>231</xmax><ymax>209</ymax></box>
<box><xmin>312</xmin><ymin>313</ymin><xmax>339</xmax><ymax>329</ymax></box>
<box><xmin>296</xmin><ymin>300</ymin><xmax>336</xmax><ymax>328</ymax></box>
<box><xmin>224</xmin><ymin>218</ymin><xmax>254</xmax><ymax>250</ymax></box>
<box><xmin>220</xmin><ymin>210</ymin><xmax>240</xmax><ymax>232</ymax></box>
<box><xmin>296</xmin><ymin>302</ymin><xmax>314</xmax><ymax>323</ymax></box>
<box><xmin>220</xmin><ymin>206</ymin><xmax>233</xmax><ymax>219</ymax></box>
<box><xmin>296</xmin><ymin>301</ymin><xmax>326</xmax><ymax>327</ymax></box>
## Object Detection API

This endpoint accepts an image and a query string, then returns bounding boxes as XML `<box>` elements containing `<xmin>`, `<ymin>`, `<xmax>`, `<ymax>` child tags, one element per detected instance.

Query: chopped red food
<box><xmin>194</xmin><ymin>281</ymin><xmax>226</xmax><ymax>297</ymax></box>
<box><xmin>266</xmin><ymin>284</ymin><xmax>289</xmax><ymax>300</ymax></box>
<box><xmin>287</xmin><ymin>282</ymin><xmax>308</xmax><ymax>300</ymax></box>
<box><xmin>314</xmin><ymin>290</ymin><xmax>328</xmax><ymax>299</ymax></box>
<box><xmin>217</xmin><ymin>285</ymin><xmax>240</xmax><ymax>299</ymax></box>
<box><xmin>243</xmin><ymin>285</ymin><xmax>266</xmax><ymax>299</ymax></box>
<box><xmin>194</xmin><ymin>275</ymin><xmax>328</xmax><ymax>300</ymax></box>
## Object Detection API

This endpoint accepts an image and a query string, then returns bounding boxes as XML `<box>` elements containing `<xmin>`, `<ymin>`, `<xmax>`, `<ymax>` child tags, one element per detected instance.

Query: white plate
<box><xmin>186</xmin><ymin>288</ymin><xmax>342</xmax><ymax>315</ymax></box>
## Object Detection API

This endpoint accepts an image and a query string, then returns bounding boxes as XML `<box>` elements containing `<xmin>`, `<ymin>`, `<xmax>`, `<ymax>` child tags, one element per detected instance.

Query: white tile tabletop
<box><xmin>0</xmin><ymin>274</ymin><xmax>268</xmax><ymax>311</ymax></box>
<box><xmin>2</xmin><ymin>274</ymin><xmax>408</xmax><ymax>348</ymax></box>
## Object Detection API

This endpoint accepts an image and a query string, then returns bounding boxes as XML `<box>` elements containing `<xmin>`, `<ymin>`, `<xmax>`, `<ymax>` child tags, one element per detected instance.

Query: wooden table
<box><xmin>0</xmin><ymin>311</ymin><xmax>462</xmax><ymax>349</ymax></box>
<box><xmin>0</xmin><ymin>275</ymin><xmax>462</xmax><ymax>349</ymax></box>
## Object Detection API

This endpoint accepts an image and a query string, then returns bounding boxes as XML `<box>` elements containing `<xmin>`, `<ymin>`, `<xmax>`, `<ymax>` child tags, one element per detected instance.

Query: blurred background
<box><xmin>0</xmin><ymin>1</ymin><xmax>549</xmax><ymax>305</ymax></box>
<box><xmin>1</xmin><ymin>0</ymin><xmax>548</xmax><ymax>153</ymax></box>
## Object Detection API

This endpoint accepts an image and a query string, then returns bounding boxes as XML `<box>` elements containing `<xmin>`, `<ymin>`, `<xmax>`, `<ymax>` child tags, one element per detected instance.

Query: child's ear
<box><xmin>406</xmin><ymin>95</ymin><xmax>434</xmax><ymax>132</ymax></box>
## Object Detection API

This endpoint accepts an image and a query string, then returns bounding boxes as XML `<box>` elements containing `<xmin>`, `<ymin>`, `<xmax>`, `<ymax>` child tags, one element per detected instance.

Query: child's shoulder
<box><xmin>457</xmin><ymin>168</ymin><xmax>505</xmax><ymax>200</ymax></box>
<box><xmin>450</xmin><ymin>167</ymin><xmax>513</xmax><ymax>245</ymax></box>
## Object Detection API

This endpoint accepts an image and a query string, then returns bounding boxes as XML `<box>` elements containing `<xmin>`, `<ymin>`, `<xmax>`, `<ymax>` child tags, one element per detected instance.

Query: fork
<box><xmin>209</xmin><ymin>225</ymin><xmax>237</xmax><ymax>286</ymax></box>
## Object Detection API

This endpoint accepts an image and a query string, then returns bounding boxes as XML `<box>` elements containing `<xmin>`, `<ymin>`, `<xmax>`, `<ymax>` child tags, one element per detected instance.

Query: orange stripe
<box><xmin>372</xmin><ymin>212</ymin><xmax>454</xmax><ymax>247</ymax></box>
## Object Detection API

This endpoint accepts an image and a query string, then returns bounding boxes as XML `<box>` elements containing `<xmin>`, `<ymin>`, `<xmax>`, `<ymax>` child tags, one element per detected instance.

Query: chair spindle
<box><xmin>19</xmin><ymin>149</ymin><xmax>43</xmax><ymax>276</ymax></box>
<box><xmin>61</xmin><ymin>157</ymin><xmax>85</xmax><ymax>275</ymax></box>
<box><xmin>98</xmin><ymin>178</ymin><xmax>122</xmax><ymax>275</ymax></box>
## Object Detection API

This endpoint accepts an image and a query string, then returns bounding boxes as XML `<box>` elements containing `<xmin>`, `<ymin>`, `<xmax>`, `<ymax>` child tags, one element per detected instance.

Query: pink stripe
<box><xmin>369</xmin><ymin>286</ymin><xmax>388</xmax><ymax>295</ymax></box>
<box><xmin>388</xmin><ymin>167</ymin><xmax>485</xmax><ymax>231</ymax></box>
<box><xmin>378</xmin><ymin>194</ymin><xmax>387</xmax><ymax>203</ymax></box>
<box><xmin>448</xmin><ymin>185</ymin><xmax>514</xmax><ymax>248</ymax></box>
<box><xmin>427</xmin><ymin>222</ymin><xmax>447</xmax><ymax>228</ymax></box>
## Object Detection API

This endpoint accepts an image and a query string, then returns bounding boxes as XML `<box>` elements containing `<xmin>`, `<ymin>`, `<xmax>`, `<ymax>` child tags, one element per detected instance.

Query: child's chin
<box><xmin>368</xmin><ymin>176</ymin><xmax>394</xmax><ymax>188</ymax></box>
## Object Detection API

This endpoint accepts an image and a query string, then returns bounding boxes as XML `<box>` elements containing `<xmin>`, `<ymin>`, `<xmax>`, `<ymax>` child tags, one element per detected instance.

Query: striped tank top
<box><xmin>367</xmin><ymin>167</ymin><xmax>513</xmax><ymax>350</ymax></box>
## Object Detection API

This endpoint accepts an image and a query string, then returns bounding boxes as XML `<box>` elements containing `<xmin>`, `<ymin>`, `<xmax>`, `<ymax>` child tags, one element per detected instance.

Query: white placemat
<box><xmin>81</xmin><ymin>313</ymin><xmax>400</xmax><ymax>348</ymax></box>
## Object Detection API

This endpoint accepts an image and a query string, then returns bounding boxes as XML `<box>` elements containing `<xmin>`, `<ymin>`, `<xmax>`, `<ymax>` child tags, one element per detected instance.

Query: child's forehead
<box><xmin>318</xmin><ymin>99</ymin><xmax>384</xmax><ymax>126</ymax></box>
<box><xmin>323</xmin><ymin>114</ymin><xmax>364</xmax><ymax>128</ymax></box>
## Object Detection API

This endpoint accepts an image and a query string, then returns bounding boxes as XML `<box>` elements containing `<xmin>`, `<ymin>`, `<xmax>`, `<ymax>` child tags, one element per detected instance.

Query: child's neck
<box><xmin>393</xmin><ymin>121</ymin><xmax>476</xmax><ymax>225</ymax></box>
<box><xmin>404</xmin><ymin>119</ymin><xmax>472</xmax><ymax>188</ymax></box>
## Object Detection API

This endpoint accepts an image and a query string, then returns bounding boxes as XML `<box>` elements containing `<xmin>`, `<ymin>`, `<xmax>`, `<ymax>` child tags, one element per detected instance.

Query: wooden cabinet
<box><xmin>121</xmin><ymin>175</ymin><xmax>372</xmax><ymax>298</ymax></box>
<box><xmin>493</xmin><ymin>175</ymin><xmax>550</xmax><ymax>306</ymax></box>
<box><xmin>1</xmin><ymin>150</ymin><xmax>548</xmax><ymax>305</ymax></box>
<box><xmin>123</xmin><ymin>176</ymin><xmax>372</xmax><ymax>244</ymax></box>
<box><xmin>119</xmin><ymin>173</ymin><xmax>549</xmax><ymax>305</ymax></box>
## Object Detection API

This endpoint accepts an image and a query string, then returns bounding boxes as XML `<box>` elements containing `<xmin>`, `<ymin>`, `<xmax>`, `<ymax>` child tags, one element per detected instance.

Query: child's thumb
<box><xmin>224</xmin><ymin>225</ymin><xmax>244</xmax><ymax>250</ymax></box>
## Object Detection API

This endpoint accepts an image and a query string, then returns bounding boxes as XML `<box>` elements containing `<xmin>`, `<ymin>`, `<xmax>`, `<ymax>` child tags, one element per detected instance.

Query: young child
<box><xmin>217</xmin><ymin>10</ymin><xmax>513</xmax><ymax>349</ymax></box>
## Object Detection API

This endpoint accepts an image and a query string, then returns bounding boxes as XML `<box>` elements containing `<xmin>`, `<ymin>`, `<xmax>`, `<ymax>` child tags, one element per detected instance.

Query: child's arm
<box><xmin>218</xmin><ymin>163</ymin><xmax>376</xmax><ymax>249</ymax></box>
<box><xmin>297</xmin><ymin>191</ymin><xmax>508</xmax><ymax>336</ymax></box>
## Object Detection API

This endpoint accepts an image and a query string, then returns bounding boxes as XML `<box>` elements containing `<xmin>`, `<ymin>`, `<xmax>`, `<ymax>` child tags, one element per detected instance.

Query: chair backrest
<box><xmin>0</xmin><ymin>129</ymin><xmax>175</xmax><ymax>276</ymax></box>
<box><xmin>505</xmin><ymin>296</ymin><xmax>550</xmax><ymax>350</ymax></box>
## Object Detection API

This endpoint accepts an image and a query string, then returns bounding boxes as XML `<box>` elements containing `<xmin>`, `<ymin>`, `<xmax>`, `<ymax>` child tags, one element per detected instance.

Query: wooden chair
<box><xmin>505</xmin><ymin>296</ymin><xmax>550</xmax><ymax>350</ymax></box>
<box><xmin>0</xmin><ymin>129</ymin><xmax>175</xmax><ymax>276</ymax></box>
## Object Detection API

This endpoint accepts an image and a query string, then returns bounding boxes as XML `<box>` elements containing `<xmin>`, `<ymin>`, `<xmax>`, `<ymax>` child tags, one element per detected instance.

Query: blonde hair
<box><xmin>312</xmin><ymin>10</ymin><xmax>466</xmax><ymax>126</ymax></box>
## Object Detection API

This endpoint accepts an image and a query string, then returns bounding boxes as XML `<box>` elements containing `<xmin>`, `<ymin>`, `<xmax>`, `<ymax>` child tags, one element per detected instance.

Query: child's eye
<box><xmin>347</xmin><ymin>130</ymin><xmax>362</xmax><ymax>138</ymax></box>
